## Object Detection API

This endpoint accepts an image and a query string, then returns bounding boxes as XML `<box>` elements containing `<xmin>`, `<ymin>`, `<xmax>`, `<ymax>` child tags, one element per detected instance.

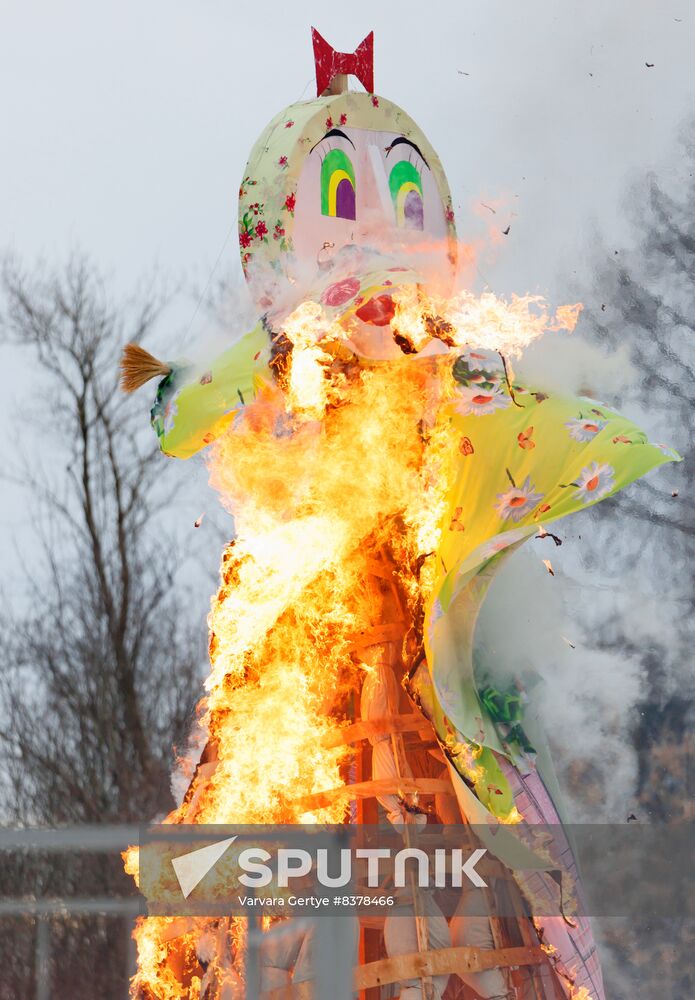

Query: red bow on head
<box><xmin>311</xmin><ymin>27</ymin><xmax>374</xmax><ymax>97</ymax></box>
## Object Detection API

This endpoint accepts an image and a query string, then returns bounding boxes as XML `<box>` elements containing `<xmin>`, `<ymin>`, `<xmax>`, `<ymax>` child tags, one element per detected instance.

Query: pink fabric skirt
<box><xmin>497</xmin><ymin>756</ymin><xmax>606</xmax><ymax>1000</ymax></box>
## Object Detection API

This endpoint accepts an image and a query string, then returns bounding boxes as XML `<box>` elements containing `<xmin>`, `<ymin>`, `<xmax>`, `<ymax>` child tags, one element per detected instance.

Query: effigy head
<box><xmin>238</xmin><ymin>29</ymin><xmax>457</xmax><ymax>316</ymax></box>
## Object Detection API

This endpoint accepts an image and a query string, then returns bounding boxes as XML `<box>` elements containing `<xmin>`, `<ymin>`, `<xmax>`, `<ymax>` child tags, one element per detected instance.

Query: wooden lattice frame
<box><xmin>261</xmin><ymin>942</ymin><xmax>547</xmax><ymax>998</ymax></box>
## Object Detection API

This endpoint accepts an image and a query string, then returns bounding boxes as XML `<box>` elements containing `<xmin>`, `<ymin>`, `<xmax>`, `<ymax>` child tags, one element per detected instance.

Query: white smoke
<box><xmin>475</xmin><ymin>327</ymin><xmax>677</xmax><ymax>822</ymax></box>
<box><xmin>476</xmin><ymin>545</ymin><xmax>647</xmax><ymax>822</ymax></box>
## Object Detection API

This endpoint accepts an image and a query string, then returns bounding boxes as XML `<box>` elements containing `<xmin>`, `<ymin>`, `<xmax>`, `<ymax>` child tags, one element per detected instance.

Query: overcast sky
<box><xmin>1</xmin><ymin>0</ymin><xmax>694</xmax><ymax>564</ymax></box>
<box><xmin>3</xmin><ymin>2</ymin><xmax>694</xmax><ymax>300</ymax></box>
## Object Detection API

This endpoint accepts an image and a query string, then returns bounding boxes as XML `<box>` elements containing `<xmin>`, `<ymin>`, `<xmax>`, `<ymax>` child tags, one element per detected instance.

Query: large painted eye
<box><xmin>388</xmin><ymin>160</ymin><xmax>424</xmax><ymax>230</ymax></box>
<box><xmin>320</xmin><ymin>148</ymin><xmax>356</xmax><ymax>220</ymax></box>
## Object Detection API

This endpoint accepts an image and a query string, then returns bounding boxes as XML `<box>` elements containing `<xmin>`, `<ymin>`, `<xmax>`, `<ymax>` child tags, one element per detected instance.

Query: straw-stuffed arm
<box><xmin>120</xmin><ymin>322</ymin><xmax>271</xmax><ymax>459</ymax></box>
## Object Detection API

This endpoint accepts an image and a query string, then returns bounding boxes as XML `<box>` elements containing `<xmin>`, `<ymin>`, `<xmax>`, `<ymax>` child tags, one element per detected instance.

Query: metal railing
<box><xmin>0</xmin><ymin>825</ymin><xmax>353</xmax><ymax>1000</ymax></box>
<box><xmin>0</xmin><ymin>826</ymin><xmax>142</xmax><ymax>1000</ymax></box>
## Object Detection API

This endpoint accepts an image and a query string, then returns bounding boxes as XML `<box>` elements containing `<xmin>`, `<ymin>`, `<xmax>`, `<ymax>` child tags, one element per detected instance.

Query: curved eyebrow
<box><xmin>385</xmin><ymin>136</ymin><xmax>430</xmax><ymax>169</ymax></box>
<box><xmin>310</xmin><ymin>128</ymin><xmax>356</xmax><ymax>154</ymax></box>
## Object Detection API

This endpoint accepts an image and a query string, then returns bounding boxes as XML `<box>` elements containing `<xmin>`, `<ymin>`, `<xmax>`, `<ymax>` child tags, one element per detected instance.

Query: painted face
<box><xmin>292</xmin><ymin>126</ymin><xmax>450</xmax><ymax>273</ymax></box>
<box><xmin>289</xmin><ymin>124</ymin><xmax>455</xmax><ymax>359</ymax></box>
<box><xmin>239</xmin><ymin>92</ymin><xmax>457</xmax><ymax>358</ymax></box>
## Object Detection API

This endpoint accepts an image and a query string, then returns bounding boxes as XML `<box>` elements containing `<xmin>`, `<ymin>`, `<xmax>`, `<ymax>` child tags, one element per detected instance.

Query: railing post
<box><xmin>245</xmin><ymin>911</ymin><xmax>262</xmax><ymax>999</ymax></box>
<box><xmin>125</xmin><ymin>916</ymin><xmax>138</xmax><ymax>996</ymax></box>
<box><xmin>35</xmin><ymin>915</ymin><xmax>50</xmax><ymax>1000</ymax></box>
<box><xmin>314</xmin><ymin>913</ymin><xmax>354</xmax><ymax>1000</ymax></box>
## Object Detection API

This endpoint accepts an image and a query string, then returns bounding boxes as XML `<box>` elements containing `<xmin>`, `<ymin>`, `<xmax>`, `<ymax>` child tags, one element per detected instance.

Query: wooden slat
<box><xmin>181</xmin><ymin>760</ymin><xmax>218</xmax><ymax>821</ymax></box>
<box><xmin>364</xmin><ymin>557</ymin><xmax>395</xmax><ymax>580</ymax></box>
<box><xmin>354</xmin><ymin>945</ymin><xmax>547</xmax><ymax>990</ymax></box>
<box><xmin>321</xmin><ymin>713</ymin><xmax>432</xmax><ymax>748</ymax></box>
<box><xmin>346</xmin><ymin>622</ymin><xmax>405</xmax><ymax>652</ymax></box>
<box><xmin>294</xmin><ymin>777</ymin><xmax>453</xmax><ymax>811</ymax></box>
<box><xmin>261</xmin><ymin>945</ymin><xmax>547</xmax><ymax>998</ymax></box>
<box><xmin>355</xmin><ymin>729</ymin><xmax>380</xmax><ymax>1000</ymax></box>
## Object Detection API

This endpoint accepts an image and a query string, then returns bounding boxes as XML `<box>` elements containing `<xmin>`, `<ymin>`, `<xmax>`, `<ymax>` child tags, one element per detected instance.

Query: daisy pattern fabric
<box><xmin>416</xmin><ymin>347</ymin><xmax>679</xmax><ymax>822</ymax></box>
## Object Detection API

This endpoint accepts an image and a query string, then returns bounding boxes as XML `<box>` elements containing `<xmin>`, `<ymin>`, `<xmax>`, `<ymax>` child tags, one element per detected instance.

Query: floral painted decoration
<box><xmin>495</xmin><ymin>475</ymin><xmax>544</xmax><ymax>522</ymax></box>
<box><xmin>573</xmin><ymin>461</ymin><xmax>616</xmax><ymax>502</ymax></box>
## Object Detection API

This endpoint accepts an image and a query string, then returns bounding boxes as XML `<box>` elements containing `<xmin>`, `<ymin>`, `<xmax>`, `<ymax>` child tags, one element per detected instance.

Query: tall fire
<box><xmin>125</xmin><ymin>292</ymin><xmax>565</xmax><ymax>998</ymax></box>
<box><xmin>120</xmin><ymin>26</ymin><xmax>678</xmax><ymax>1000</ymax></box>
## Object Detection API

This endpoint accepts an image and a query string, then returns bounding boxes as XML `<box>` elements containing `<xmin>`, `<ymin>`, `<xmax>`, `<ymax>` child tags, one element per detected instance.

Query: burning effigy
<box><xmin>120</xmin><ymin>28</ymin><xmax>678</xmax><ymax>1000</ymax></box>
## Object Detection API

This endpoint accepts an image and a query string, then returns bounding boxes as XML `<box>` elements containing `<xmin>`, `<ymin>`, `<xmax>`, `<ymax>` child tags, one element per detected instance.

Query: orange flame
<box><xmin>127</xmin><ymin>283</ymin><xmax>580</xmax><ymax>996</ymax></box>
<box><xmin>391</xmin><ymin>284</ymin><xmax>581</xmax><ymax>357</ymax></box>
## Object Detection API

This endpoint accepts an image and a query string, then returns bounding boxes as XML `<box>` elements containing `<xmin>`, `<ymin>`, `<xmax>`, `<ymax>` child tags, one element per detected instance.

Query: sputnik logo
<box><xmin>171</xmin><ymin>836</ymin><xmax>238</xmax><ymax>899</ymax></box>
<box><xmin>169</xmin><ymin>837</ymin><xmax>489</xmax><ymax>898</ymax></box>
